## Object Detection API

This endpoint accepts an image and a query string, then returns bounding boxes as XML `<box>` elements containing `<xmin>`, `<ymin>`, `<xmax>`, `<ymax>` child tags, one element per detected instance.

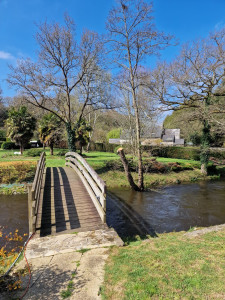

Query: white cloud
<box><xmin>0</xmin><ymin>51</ymin><xmax>14</xmax><ymax>60</ymax></box>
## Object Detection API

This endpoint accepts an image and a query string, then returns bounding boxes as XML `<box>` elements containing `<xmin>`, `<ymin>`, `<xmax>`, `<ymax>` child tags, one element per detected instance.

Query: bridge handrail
<box><xmin>65</xmin><ymin>152</ymin><xmax>106</xmax><ymax>222</ymax></box>
<box><xmin>28</xmin><ymin>152</ymin><xmax>46</xmax><ymax>233</ymax></box>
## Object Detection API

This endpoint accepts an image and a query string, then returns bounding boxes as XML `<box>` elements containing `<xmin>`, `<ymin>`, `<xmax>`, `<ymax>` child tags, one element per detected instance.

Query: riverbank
<box><xmin>102</xmin><ymin>226</ymin><xmax>225</xmax><ymax>299</ymax></box>
<box><xmin>0</xmin><ymin>184</ymin><xmax>27</xmax><ymax>195</ymax></box>
<box><xmin>1</xmin><ymin>149</ymin><xmax>224</xmax><ymax>191</ymax></box>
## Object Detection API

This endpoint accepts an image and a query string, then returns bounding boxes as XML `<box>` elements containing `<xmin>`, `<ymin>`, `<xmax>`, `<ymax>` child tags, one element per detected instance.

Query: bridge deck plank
<box><xmin>36</xmin><ymin>167</ymin><xmax>105</xmax><ymax>237</ymax></box>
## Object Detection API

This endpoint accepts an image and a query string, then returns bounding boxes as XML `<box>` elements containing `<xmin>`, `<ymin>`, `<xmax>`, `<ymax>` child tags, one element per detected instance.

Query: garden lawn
<box><xmin>102</xmin><ymin>229</ymin><xmax>225</xmax><ymax>299</ymax></box>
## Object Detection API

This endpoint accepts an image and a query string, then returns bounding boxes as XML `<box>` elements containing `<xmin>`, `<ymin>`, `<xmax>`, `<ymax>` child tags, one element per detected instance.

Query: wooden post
<box><xmin>27</xmin><ymin>184</ymin><xmax>34</xmax><ymax>234</ymax></box>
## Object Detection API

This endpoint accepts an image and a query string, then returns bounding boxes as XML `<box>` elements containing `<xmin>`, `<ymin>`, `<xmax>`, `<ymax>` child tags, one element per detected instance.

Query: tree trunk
<box><xmin>86</xmin><ymin>142</ymin><xmax>90</xmax><ymax>152</ymax></box>
<box><xmin>132</xmin><ymin>90</ymin><xmax>144</xmax><ymax>191</ymax></box>
<box><xmin>200</xmin><ymin>104</ymin><xmax>211</xmax><ymax>175</ymax></box>
<box><xmin>117</xmin><ymin>148</ymin><xmax>141</xmax><ymax>191</ymax></box>
<box><xmin>201</xmin><ymin>163</ymin><xmax>208</xmax><ymax>175</ymax></box>
<box><xmin>49</xmin><ymin>143</ymin><xmax>54</xmax><ymax>155</ymax></box>
<box><xmin>66</xmin><ymin>122</ymin><xmax>76</xmax><ymax>152</ymax></box>
<box><xmin>20</xmin><ymin>143</ymin><xmax>24</xmax><ymax>155</ymax></box>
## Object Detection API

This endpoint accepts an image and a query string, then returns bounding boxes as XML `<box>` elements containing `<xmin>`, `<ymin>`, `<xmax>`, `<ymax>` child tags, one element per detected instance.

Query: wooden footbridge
<box><xmin>28</xmin><ymin>152</ymin><xmax>107</xmax><ymax>237</ymax></box>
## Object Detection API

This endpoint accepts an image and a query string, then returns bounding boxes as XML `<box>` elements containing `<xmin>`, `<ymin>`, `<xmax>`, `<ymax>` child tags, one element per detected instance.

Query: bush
<box><xmin>24</xmin><ymin>149</ymin><xmax>43</xmax><ymax>157</ymax></box>
<box><xmin>105</xmin><ymin>158</ymin><xmax>192</xmax><ymax>174</ymax></box>
<box><xmin>114</xmin><ymin>145</ymin><xmax>122</xmax><ymax>154</ymax></box>
<box><xmin>190</xmin><ymin>132</ymin><xmax>202</xmax><ymax>146</ymax></box>
<box><xmin>0</xmin><ymin>161</ymin><xmax>37</xmax><ymax>183</ymax></box>
<box><xmin>0</xmin><ymin>129</ymin><xmax>6</xmax><ymax>141</ymax></box>
<box><xmin>209</xmin><ymin>148</ymin><xmax>225</xmax><ymax>160</ymax></box>
<box><xmin>1</xmin><ymin>141</ymin><xmax>17</xmax><ymax>150</ymax></box>
<box><xmin>106</xmin><ymin>128</ymin><xmax>121</xmax><ymax>141</ymax></box>
<box><xmin>145</xmin><ymin>146</ymin><xmax>201</xmax><ymax>161</ymax></box>
<box><xmin>57</xmin><ymin>149</ymin><xmax>68</xmax><ymax>156</ymax></box>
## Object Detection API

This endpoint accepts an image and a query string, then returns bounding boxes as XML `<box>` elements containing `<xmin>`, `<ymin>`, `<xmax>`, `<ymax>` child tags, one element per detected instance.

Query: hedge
<box><xmin>143</xmin><ymin>146</ymin><xmax>225</xmax><ymax>161</ymax></box>
<box><xmin>1</xmin><ymin>141</ymin><xmax>18</xmax><ymax>150</ymax></box>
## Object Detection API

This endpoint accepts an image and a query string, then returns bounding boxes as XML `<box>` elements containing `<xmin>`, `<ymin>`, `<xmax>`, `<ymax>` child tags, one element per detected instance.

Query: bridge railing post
<box><xmin>27</xmin><ymin>184</ymin><xmax>35</xmax><ymax>234</ymax></box>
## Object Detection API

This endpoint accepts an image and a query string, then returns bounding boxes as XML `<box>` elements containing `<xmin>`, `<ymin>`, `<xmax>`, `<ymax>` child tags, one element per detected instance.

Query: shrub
<box><xmin>105</xmin><ymin>158</ymin><xmax>194</xmax><ymax>174</ymax></box>
<box><xmin>190</xmin><ymin>132</ymin><xmax>202</xmax><ymax>146</ymax></box>
<box><xmin>0</xmin><ymin>161</ymin><xmax>37</xmax><ymax>184</ymax></box>
<box><xmin>24</xmin><ymin>149</ymin><xmax>43</xmax><ymax>157</ymax></box>
<box><xmin>144</xmin><ymin>146</ymin><xmax>225</xmax><ymax>161</ymax></box>
<box><xmin>57</xmin><ymin>149</ymin><xmax>68</xmax><ymax>156</ymax></box>
<box><xmin>0</xmin><ymin>129</ymin><xmax>6</xmax><ymax>141</ymax></box>
<box><xmin>0</xmin><ymin>228</ymin><xmax>25</xmax><ymax>293</ymax></box>
<box><xmin>105</xmin><ymin>159</ymin><xmax>137</xmax><ymax>172</ymax></box>
<box><xmin>114</xmin><ymin>145</ymin><xmax>122</xmax><ymax>154</ymax></box>
<box><xmin>1</xmin><ymin>141</ymin><xmax>17</xmax><ymax>150</ymax></box>
<box><xmin>146</xmin><ymin>146</ymin><xmax>201</xmax><ymax>161</ymax></box>
<box><xmin>106</xmin><ymin>128</ymin><xmax>121</xmax><ymax>141</ymax></box>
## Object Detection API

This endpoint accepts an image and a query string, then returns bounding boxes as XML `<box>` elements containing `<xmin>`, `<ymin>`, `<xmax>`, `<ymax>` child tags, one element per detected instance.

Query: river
<box><xmin>109</xmin><ymin>180</ymin><xmax>225</xmax><ymax>234</ymax></box>
<box><xmin>1</xmin><ymin>180</ymin><xmax>225</xmax><ymax>240</ymax></box>
<box><xmin>0</xmin><ymin>194</ymin><xmax>28</xmax><ymax>246</ymax></box>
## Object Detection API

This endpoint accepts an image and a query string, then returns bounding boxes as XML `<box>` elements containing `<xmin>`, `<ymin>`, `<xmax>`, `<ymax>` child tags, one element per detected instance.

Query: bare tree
<box><xmin>7</xmin><ymin>16</ymin><xmax>104</xmax><ymax>151</ymax></box>
<box><xmin>106</xmin><ymin>0</ymin><xmax>172</xmax><ymax>190</ymax></box>
<box><xmin>84</xmin><ymin>106</ymin><xmax>101</xmax><ymax>151</ymax></box>
<box><xmin>149</xmin><ymin>29</ymin><xmax>225</xmax><ymax>174</ymax></box>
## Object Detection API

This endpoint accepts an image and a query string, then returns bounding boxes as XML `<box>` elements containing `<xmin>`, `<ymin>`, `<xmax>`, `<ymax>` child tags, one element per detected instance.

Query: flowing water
<box><xmin>109</xmin><ymin>180</ymin><xmax>225</xmax><ymax>234</ymax></box>
<box><xmin>0</xmin><ymin>181</ymin><xmax>225</xmax><ymax>241</ymax></box>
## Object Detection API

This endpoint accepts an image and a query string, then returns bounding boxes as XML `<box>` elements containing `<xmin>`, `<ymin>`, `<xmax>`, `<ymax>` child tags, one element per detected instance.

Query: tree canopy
<box><xmin>6</xmin><ymin>106</ymin><xmax>36</xmax><ymax>154</ymax></box>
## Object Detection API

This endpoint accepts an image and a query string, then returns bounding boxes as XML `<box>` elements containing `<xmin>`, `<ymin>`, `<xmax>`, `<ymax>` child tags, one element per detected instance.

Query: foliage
<box><xmin>8</xmin><ymin>16</ymin><xmax>107</xmax><ymax>152</ymax></box>
<box><xmin>190</xmin><ymin>132</ymin><xmax>202</xmax><ymax>146</ymax></box>
<box><xmin>57</xmin><ymin>150</ymin><xmax>68</xmax><ymax>156</ymax></box>
<box><xmin>0</xmin><ymin>185</ymin><xmax>27</xmax><ymax>195</ymax></box>
<box><xmin>113</xmin><ymin>145</ymin><xmax>122</xmax><ymax>154</ymax></box>
<box><xmin>0</xmin><ymin>129</ymin><xmax>6</xmax><ymax>141</ymax></box>
<box><xmin>5</xmin><ymin>106</ymin><xmax>36</xmax><ymax>154</ymax></box>
<box><xmin>106</xmin><ymin>128</ymin><xmax>121</xmax><ymax>141</ymax></box>
<box><xmin>74</xmin><ymin>119</ymin><xmax>92</xmax><ymax>153</ymax></box>
<box><xmin>105</xmin><ymin>158</ymin><xmax>195</xmax><ymax>174</ymax></box>
<box><xmin>0</xmin><ymin>161</ymin><xmax>37</xmax><ymax>183</ymax></box>
<box><xmin>39</xmin><ymin>113</ymin><xmax>62</xmax><ymax>155</ymax></box>
<box><xmin>0</xmin><ymin>228</ymin><xmax>26</xmax><ymax>293</ymax></box>
<box><xmin>24</xmin><ymin>149</ymin><xmax>43</xmax><ymax>157</ymax></box>
<box><xmin>1</xmin><ymin>142</ymin><xmax>17</xmax><ymax>150</ymax></box>
<box><xmin>163</xmin><ymin>108</ymin><xmax>202</xmax><ymax>141</ymax></box>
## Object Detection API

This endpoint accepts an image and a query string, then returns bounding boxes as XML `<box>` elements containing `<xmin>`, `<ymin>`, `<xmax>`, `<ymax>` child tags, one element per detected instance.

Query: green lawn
<box><xmin>102</xmin><ymin>229</ymin><xmax>225</xmax><ymax>299</ymax></box>
<box><xmin>0</xmin><ymin>149</ymin><xmax>219</xmax><ymax>189</ymax></box>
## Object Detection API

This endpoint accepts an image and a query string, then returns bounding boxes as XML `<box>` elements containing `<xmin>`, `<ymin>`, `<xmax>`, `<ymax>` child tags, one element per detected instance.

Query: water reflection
<box><xmin>0</xmin><ymin>194</ymin><xmax>28</xmax><ymax>246</ymax></box>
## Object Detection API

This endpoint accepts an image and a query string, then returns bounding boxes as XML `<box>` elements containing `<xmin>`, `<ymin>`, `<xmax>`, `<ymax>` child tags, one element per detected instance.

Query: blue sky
<box><xmin>1</xmin><ymin>0</ymin><xmax>225</xmax><ymax>97</ymax></box>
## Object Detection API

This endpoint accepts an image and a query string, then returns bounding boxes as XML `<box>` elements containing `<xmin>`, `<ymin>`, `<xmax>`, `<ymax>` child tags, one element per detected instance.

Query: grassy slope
<box><xmin>102</xmin><ymin>229</ymin><xmax>225</xmax><ymax>299</ymax></box>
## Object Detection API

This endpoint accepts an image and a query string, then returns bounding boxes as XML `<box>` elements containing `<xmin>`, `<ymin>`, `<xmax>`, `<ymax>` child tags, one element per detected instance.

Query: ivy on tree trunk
<box><xmin>200</xmin><ymin>119</ymin><xmax>211</xmax><ymax>176</ymax></box>
<box><xmin>66</xmin><ymin>122</ymin><xmax>76</xmax><ymax>152</ymax></box>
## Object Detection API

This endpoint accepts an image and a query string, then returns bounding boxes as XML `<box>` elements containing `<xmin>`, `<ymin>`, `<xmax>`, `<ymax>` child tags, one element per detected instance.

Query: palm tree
<box><xmin>6</xmin><ymin>106</ymin><xmax>36</xmax><ymax>154</ymax></box>
<box><xmin>38</xmin><ymin>113</ymin><xmax>62</xmax><ymax>155</ymax></box>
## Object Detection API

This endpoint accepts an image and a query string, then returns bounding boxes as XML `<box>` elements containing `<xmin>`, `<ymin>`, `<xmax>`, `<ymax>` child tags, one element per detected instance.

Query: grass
<box><xmin>102</xmin><ymin>229</ymin><xmax>225</xmax><ymax>299</ymax></box>
<box><xmin>0</xmin><ymin>149</ymin><xmax>223</xmax><ymax>189</ymax></box>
